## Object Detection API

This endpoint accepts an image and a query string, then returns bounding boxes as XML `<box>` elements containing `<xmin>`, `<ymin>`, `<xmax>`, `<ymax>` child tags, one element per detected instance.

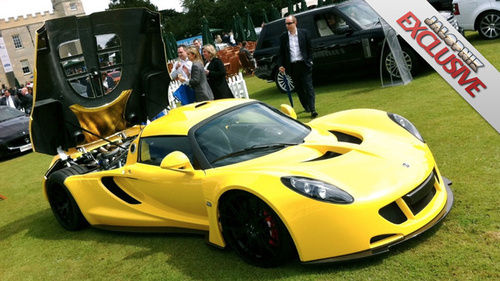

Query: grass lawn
<box><xmin>0</xmin><ymin>32</ymin><xmax>498</xmax><ymax>280</ymax></box>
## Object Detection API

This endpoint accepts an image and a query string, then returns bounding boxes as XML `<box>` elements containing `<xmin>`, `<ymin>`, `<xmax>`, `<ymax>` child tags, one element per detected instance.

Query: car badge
<box><xmin>402</xmin><ymin>162</ymin><xmax>410</xmax><ymax>168</ymax></box>
<box><xmin>24</xmin><ymin>137</ymin><xmax>30</xmax><ymax>144</ymax></box>
<box><xmin>22</xmin><ymin>131</ymin><xmax>26</xmax><ymax>135</ymax></box>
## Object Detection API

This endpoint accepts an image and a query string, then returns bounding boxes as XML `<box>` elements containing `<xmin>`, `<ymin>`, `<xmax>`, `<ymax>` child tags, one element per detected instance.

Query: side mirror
<box><xmin>280</xmin><ymin>104</ymin><xmax>297</xmax><ymax>119</ymax></box>
<box><xmin>160</xmin><ymin>151</ymin><xmax>194</xmax><ymax>173</ymax></box>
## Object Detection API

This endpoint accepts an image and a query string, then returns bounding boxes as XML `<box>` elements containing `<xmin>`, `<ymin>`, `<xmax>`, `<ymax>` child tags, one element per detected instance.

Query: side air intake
<box><xmin>101</xmin><ymin>177</ymin><xmax>141</xmax><ymax>204</ymax></box>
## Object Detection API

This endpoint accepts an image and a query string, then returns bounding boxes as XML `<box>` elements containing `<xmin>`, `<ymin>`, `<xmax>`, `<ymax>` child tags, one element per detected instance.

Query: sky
<box><xmin>0</xmin><ymin>0</ymin><xmax>183</xmax><ymax>20</ymax></box>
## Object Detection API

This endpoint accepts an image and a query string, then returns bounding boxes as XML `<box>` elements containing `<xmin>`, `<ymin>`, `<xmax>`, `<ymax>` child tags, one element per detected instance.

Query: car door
<box><xmin>311</xmin><ymin>10</ymin><xmax>367</xmax><ymax>72</ymax></box>
<box><xmin>116</xmin><ymin>135</ymin><xmax>208</xmax><ymax>227</ymax></box>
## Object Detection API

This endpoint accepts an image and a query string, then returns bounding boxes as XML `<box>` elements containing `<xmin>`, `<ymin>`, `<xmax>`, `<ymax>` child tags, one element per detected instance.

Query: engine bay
<box><xmin>45</xmin><ymin>128</ymin><xmax>141</xmax><ymax>179</ymax></box>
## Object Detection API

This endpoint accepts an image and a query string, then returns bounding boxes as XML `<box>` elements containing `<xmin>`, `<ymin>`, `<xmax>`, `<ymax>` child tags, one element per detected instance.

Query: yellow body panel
<box><xmin>141</xmin><ymin>99</ymin><xmax>251</xmax><ymax>137</ymax></box>
<box><xmin>44</xmin><ymin>101</ymin><xmax>451</xmax><ymax>262</ymax></box>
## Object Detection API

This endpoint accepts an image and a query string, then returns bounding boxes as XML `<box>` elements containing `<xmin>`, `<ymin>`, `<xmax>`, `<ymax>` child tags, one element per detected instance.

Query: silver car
<box><xmin>453</xmin><ymin>0</ymin><xmax>500</xmax><ymax>39</ymax></box>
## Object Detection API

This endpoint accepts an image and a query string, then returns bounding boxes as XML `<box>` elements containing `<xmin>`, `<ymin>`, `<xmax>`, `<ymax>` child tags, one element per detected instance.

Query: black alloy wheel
<box><xmin>46</xmin><ymin>165</ymin><xmax>89</xmax><ymax>230</ymax></box>
<box><xmin>219</xmin><ymin>192</ymin><xmax>295</xmax><ymax>267</ymax></box>
<box><xmin>478</xmin><ymin>11</ymin><xmax>500</xmax><ymax>40</ymax></box>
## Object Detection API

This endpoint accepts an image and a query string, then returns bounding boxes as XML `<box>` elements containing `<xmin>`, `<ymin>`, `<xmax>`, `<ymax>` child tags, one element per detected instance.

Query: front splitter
<box><xmin>303</xmin><ymin>177</ymin><xmax>454</xmax><ymax>264</ymax></box>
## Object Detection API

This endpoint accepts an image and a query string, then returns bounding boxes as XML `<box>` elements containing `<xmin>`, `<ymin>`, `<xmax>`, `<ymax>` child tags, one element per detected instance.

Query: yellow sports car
<box><xmin>31</xmin><ymin>9</ymin><xmax>453</xmax><ymax>267</ymax></box>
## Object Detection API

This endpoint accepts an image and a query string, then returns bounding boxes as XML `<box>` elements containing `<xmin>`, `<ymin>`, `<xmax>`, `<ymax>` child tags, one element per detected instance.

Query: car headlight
<box><xmin>281</xmin><ymin>176</ymin><xmax>354</xmax><ymax>204</ymax></box>
<box><xmin>388</xmin><ymin>113</ymin><xmax>424</xmax><ymax>142</ymax></box>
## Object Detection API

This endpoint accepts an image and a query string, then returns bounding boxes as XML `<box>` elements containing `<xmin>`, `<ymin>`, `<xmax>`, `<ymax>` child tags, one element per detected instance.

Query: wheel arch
<box><xmin>474</xmin><ymin>9</ymin><xmax>500</xmax><ymax>30</ymax></box>
<box><xmin>45</xmin><ymin>165</ymin><xmax>89</xmax><ymax>205</ymax></box>
<box><xmin>207</xmin><ymin>185</ymin><xmax>300</xmax><ymax>257</ymax></box>
<box><xmin>45</xmin><ymin>165</ymin><xmax>90</xmax><ymax>230</ymax></box>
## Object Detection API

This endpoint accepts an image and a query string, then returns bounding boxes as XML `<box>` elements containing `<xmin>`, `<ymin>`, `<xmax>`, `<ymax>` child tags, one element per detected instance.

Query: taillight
<box><xmin>453</xmin><ymin>3</ymin><xmax>460</xmax><ymax>15</ymax></box>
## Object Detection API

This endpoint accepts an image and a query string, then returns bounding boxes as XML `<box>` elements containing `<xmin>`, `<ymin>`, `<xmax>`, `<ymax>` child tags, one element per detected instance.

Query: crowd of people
<box><xmin>0</xmin><ymin>83</ymin><xmax>33</xmax><ymax>114</ymax></box>
<box><xmin>172</xmin><ymin>16</ymin><xmax>317</xmax><ymax>117</ymax></box>
<box><xmin>0</xmin><ymin>17</ymin><xmax>317</xmax><ymax>118</ymax></box>
<box><xmin>171</xmin><ymin>43</ymin><xmax>235</xmax><ymax>103</ymax></box>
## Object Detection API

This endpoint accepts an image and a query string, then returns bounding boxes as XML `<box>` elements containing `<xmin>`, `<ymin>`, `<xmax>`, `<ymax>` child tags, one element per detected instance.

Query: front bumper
<box><xmin>303</xmin><ymin>177</ymin><xmax>453</xmax><ymax>264</ymax></box>
<box><xmin>0</xmin><ymin>141</ymin><xmax>32</xmax><ymax>158</ymax></box>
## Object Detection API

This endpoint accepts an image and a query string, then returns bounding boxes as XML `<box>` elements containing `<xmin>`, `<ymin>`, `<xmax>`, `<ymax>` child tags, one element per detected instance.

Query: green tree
<box><xmin>160</xmin><ymin>9</ymin><xmax>187</xmax><ymax>39</ymax></box>
<box><xmin>161</xmin><ymin>0</ymin><xmax>291</xmax><ymax>39</ymax></box>
<box><xmin>107</xmin><ymin>0</ymin><xmax>158</xmax><ymax>11</ymax></box>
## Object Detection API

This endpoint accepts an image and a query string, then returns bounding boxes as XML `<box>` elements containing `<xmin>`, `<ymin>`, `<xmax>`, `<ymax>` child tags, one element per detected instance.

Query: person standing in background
<box><xmin>203</xmin><ymin>44</ymin><xmax>234</xmax><ymax>100</ymax></box>
<box><xmin>178</xmin><ymin>47</ymin><xmax>214</xmax><ymax>102</ymax></box>
<box><xmin>0</xmin><ymin>89</ymin><xmax>21</xmax><ymax>109</ymax></box>
<box><xmin>214</xmin><ymin>34</ymin><xmax>222</xmax><ymax>44</ymax></box>
<box><xmin>228</xmin><ymin>31</ymin><xmax>236</xmax><ymax>46</ymax></box>
<box><xmin>18</xmin><ymin>87</ymin><xmax>33</xmax><ymax>114</ymax></box>
<box><xmin>278</xmin><ymin>15</ymin><xmax>317</xmax><ymax>118</ymax></box>
<box><xmin>193</xmin><ymin>39</ymin><xmax>203</xmax><ymax>55</ymax></box>
<box><xmin>171</xmin><ymin>45</ymin><xmax>193</xmax><ymax>82</ymax></box>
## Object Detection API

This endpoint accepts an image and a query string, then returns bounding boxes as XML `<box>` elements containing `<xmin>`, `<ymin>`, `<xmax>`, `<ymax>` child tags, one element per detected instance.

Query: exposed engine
<box><xmin>77</xmin><ymin>137</ymin><xmax>135</xmax><ymax>171</ymax></box>
<box><xmin>46</xmin><ymin>135</ymin><xmax>137</xmax><ymax>178</ymax></box>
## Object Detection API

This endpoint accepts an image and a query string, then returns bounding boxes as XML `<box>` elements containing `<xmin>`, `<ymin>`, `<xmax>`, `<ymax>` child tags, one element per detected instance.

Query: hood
<box><xmin>280</xmin><ymin>144</ymin><xmax>431</xmax><ymax>201</ymax></box>
<box><xmin>30</xmin><ymin>8</ymin><xmax>170</xmax><ymax>155</ymax></box>
<box><xmin>0</xmin><ymin>115</ymin><xmax>30</xmax><ymax>141</ymax></box>
<box><xmin>229</xmin><ymin>130</ymin><xmax>433</xmax><ymax>201</ymax></box>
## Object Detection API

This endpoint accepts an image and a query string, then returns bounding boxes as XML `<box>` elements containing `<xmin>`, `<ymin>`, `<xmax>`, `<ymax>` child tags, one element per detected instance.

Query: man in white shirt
<box><xmin>0</xmin><ymin>89</ymin><xmax>21</xmax><ymax>109</ymax></box>
<box><xmin>170</xmin><ymin>45</ymin><xmax>193</xmax><ymax>83</ymax></box>
<box><xmin>278</xmin><ymin>15</ymin><xmax>317</xmax><ymax>118</ymax></box>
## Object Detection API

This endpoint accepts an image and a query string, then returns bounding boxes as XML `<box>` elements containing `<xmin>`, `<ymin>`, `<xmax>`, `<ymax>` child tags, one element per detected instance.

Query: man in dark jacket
<box><xmin>18</xmin><ymin>87</ymin><xmax>33</xmax><ymax>114</ymax></box>
<box><xmin>278</xmin><ymin>15</ymin><xmax>317</xmax><ymax>118</ymax></box>
<box><xmin>203</xmin><ymin>44</ymin><xmax>234</xmax><ymax>100</ymax></box>
<box><xmin>0</xmin><ymin>89</ymin><xmax>21</xmax><ymax>110</ymax></box>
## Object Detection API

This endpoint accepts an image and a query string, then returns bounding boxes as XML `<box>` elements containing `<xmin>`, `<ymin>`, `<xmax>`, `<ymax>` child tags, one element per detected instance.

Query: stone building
<box><xmin>0</xmin><ymin>0</ymin><xmax>85</xmax><ymax>88</ymax></box>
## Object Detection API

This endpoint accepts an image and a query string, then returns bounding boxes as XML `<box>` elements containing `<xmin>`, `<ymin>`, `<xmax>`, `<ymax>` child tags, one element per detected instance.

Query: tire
<box><xmin>477</xmin><ymin>11</ymin><xmax>500</xmax><ymax>40</ymax></box>
<box><xmin>275</xmin><ymin>70</ymin><xmax>295</xmax><ymax>93</ymax></box>
<box><xmin>46</xmin><ymin>165</ymin><xmax>89</xmax><ymax>231</ymax></box>
<box><xmin>219</xmin><ymin>191</ymin><xmax>295</xmax><ymax>267</ymax></box>
<box><xmin>382</xmin><ymin>46</ymin><xmax>420</xmax><ymax>79</ymax></box>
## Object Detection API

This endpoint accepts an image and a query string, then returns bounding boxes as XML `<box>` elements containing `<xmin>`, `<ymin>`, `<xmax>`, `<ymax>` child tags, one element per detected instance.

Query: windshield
<box><xmin>195</xmin><ymin>103</ymin><xmax>310</xmax><ymax>167</ymax></box>
<box><xmin>337</xmin><ymin>1</ymin><xmax>380</xmax><ymax>28</ymax></box>
<box><xmin>0</xmin><ymin>107</ymin><xmax>25</xmax><ymax>122</ymax></box>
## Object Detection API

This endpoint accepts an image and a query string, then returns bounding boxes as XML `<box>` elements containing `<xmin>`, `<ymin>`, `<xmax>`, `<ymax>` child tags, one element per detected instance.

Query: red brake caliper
<box><xmin>263</xmin><ymin>210</ymin><xmax>279</xmax><ymax>246</ymax></box>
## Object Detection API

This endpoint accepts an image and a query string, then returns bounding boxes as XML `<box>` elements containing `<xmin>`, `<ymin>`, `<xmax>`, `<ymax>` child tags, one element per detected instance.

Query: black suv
<box><xmin>253</xmin><ymin>0</ymin><xmax>456</xmax><ymax>92</ymax></box>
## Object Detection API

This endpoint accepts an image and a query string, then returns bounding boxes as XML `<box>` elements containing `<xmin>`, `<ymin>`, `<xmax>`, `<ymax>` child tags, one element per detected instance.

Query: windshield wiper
<box><xmin>210</xmin><ymin>142</ymin><xmax>299</xmax><ymax>164</ymax></box>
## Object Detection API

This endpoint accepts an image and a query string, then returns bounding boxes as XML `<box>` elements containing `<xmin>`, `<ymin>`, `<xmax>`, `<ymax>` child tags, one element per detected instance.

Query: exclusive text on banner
<box><xmin>364</xmin><ymin>0</ymin><xmax>500</xmax><ymax>133</ymax></box>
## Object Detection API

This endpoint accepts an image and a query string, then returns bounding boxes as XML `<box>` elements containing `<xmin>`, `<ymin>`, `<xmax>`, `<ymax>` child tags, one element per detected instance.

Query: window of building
<box><xmin>12</xmin><ymin>35</ymin><xmax>23</xmax><ymax>49</ymax></box>
<box><xmin>70</xmin><ymin>3</ymin><xmax>77</xmax><ymax>10</ymax></box>
<box><xmin>21</xmin><ymin>59</ymin><xmax>31</xmax><ymax>74</ymax></box>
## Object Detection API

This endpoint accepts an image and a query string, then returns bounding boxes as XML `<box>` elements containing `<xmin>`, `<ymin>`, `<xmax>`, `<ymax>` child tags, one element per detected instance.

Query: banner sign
<box><xmin>176</xmin><ymin>35</ymin><xmax>203</xmax><ymax>47</ymax></box>
<box><xmin>364</xmin><ymin>0</ymin><xmax>500</xmax><ymax>133</ymax></box>
<box><xmin>0</xmin><ymin>37</ymin><xmax>14</xmax><ymax>73</ymax></box>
